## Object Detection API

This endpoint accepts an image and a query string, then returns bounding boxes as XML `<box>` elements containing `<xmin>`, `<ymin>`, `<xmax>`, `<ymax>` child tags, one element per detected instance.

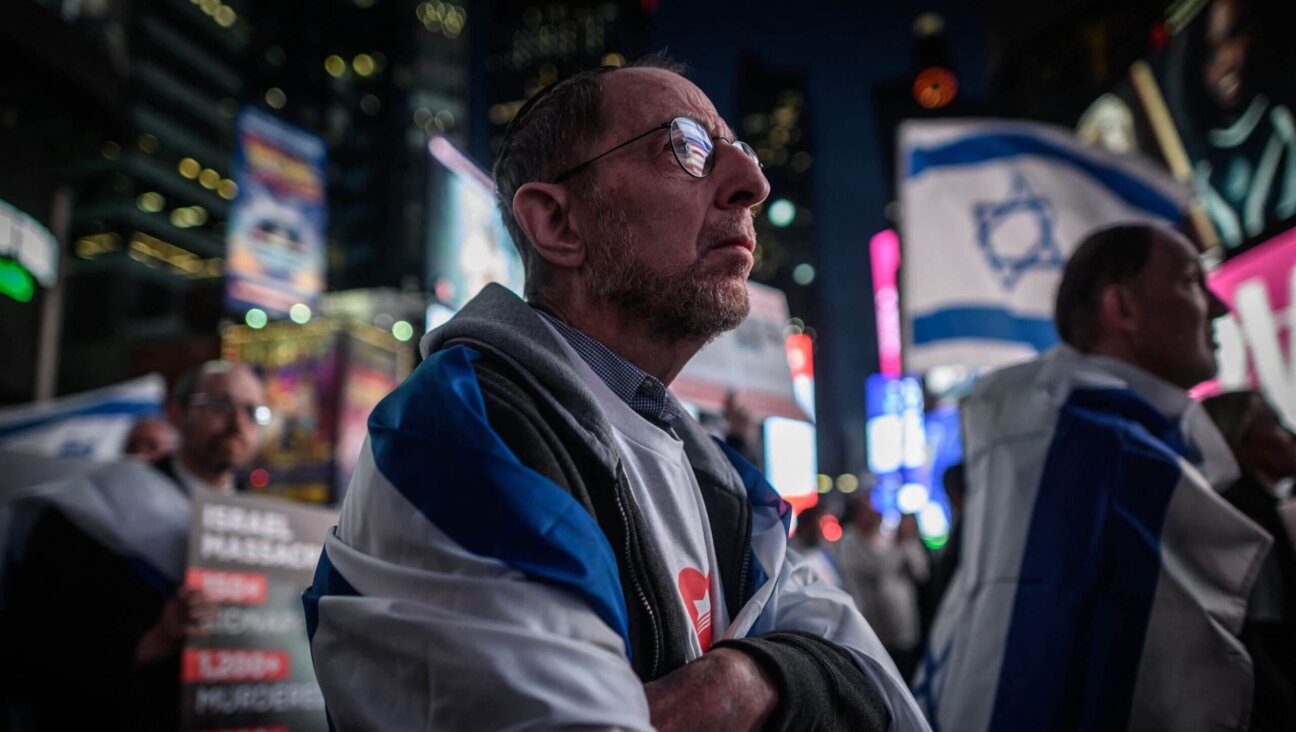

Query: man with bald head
<box><xmin>917</xmin><ymin>223</ymin><xmax>1273</xmax><ymax>731</ymax></box>
<box><xmin>305</xmin><ymin>57</ymin><xmax>928</xmax><ymax>730</ymax></box>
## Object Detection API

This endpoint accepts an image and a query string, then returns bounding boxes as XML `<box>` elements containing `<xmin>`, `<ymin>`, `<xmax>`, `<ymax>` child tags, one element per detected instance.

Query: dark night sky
<box><xmin>648</xmin><ymin>1</ymin><xmax>988</xmax><ymax>471</ymax></box>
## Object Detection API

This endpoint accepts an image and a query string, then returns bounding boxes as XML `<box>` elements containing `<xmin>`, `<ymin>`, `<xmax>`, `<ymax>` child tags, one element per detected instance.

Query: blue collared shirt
<box><xmin>535</xmin><ymin>309</ymin><xmax>683</xmax><ymax>427</ymax></box>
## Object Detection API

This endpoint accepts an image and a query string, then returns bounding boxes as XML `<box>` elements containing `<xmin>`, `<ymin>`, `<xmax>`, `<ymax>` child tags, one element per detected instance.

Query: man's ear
<box><xmin>1097</xmin><ymin>282</ymin><xmax>1140</xmax><ymax>338</ymax></box>
<box><xmin>513</xmin><ymin>182</ymin><xmax>584</xmax><ymax>269</ymax></box>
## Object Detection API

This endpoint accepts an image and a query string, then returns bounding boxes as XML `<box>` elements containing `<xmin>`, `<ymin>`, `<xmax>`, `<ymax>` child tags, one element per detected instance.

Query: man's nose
<box><xmin>713</xmin><ymin>142</ymin><xmax>770</xmax><ymax>211</ymax></box>
<box><xmin>1207</xmin><ymin>285</ymin><xmax>1229</xmax><ymax>319</ymax></box>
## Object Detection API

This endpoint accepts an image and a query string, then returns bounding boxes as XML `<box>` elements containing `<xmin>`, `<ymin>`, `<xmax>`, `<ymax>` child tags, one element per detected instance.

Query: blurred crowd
<box><xmin>790</xmin><ymin>464</ymin><xmax>964</xmax><ymax>681</ymax></box>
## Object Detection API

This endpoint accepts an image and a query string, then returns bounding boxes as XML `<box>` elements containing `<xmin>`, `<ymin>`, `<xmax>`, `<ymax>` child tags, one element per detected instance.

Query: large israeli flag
<box><xmin>900</xmin><ymin>120</ymin><xmax>1190</xmax><ymax>372</ymax></box>
<box><xmin>914</xmin><ymin>346</ymin><xmax>1271</xmax><ymax>731</ymax></box>
<box><xmin>0</xmin><ymin>374</ymin><xmax>165</xmax><ymax>460</ymax></box>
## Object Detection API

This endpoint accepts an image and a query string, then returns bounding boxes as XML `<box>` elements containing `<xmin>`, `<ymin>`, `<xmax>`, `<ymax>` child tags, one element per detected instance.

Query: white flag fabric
<box><xmin>1</xmin><ymin>460</ymin><xmax>190</xmax><ymax>603</ymax></box>
<box><xmin>914</xmin><ymin>345</ymin><xmax>1271</xmax><ymax>731</ymax></box>
<box><xmin>304</xmin><ymin>344</ymin><xmax>930</xmax><ymax>730</ymax></box>
<box><xmin>0</xmin><ymin>374</ymin><xmax>165</xmax><ymax>460</ymax></box>
<box><xmin>899</xmin><ymin>120</ymin><xmax>1190</xmax><ymax>372</ymax></box>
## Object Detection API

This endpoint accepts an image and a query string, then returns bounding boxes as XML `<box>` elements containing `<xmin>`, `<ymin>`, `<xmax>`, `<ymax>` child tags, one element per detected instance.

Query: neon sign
<box><xmin>870</xmin><ymin>229</ymin><xmax>902</xmax><ymax>376</ymax></box>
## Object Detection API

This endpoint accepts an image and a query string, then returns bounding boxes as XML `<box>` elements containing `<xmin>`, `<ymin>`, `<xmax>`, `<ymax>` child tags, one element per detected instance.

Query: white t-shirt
<box><xmin>544</xmin><ymin>323</ymin><xmax>729</xmax><ymax>659</ymax></box>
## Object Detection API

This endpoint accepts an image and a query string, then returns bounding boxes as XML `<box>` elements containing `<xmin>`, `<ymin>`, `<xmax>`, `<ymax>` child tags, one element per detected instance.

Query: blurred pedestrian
<box><xmin>722</xmin><ymin>389</ymin><xmax>760</xmax><ymax>465</ymax></box>
<box><xmin>922</xmin><ymin>463</ymin><xmax>965</xmax><ymax>635</ymax></box>
<box><xmin>1202</xmin><ymin>390</ymin><xmax>1296</xmax><ymax>730</ymax></box>
<box><xmin>838</xmin><ymin>495</ymin><xmax>928</xmax><ymax>680</ymax></box>
<box><xmin>0</xmin><ymin>360</ymin><xmax>267</xmax><ymax>731</ymax></box>
<box><xmin>790</xmin><ymin>501</ymin><xmax>844</xmax><ymax>588</ymax></box>
<box><xmin>836</xmin><ymin>492</ymin><xmax>883</xmax><ymax>614</ymax></box>
<box><xmin>122</xmin><ymin>415</ymin><xmax>176</xmax><ymax>462</ymax></box>
<box><xmin>893</xmin><ymin>513</ymin><xmax>931</xmax><ymax>678</ymax></box>
<box><xmin>161</xmin><ymin>360</ymin><xmax>267</xmax><ymax>494</ymax></box>
<box><xmin>918</xmin><ymin>223</ymin><xmax>1270</xmax><ymax>731</ymax></box>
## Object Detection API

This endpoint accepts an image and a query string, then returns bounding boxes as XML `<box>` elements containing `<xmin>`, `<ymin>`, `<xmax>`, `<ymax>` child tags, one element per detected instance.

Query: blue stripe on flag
<box><xmin>906</xmin><ymin>133</ymin><xmax>1183</xmax><ymax>220</ymax></box>
<box><xmin>366</xmin><ymin>345</ymin><xmax>631</xmax><ymax>657</ymax></box>
<box><xmin>712</xmin><ymin>438</ymin><xmax>791</xmax><ymax>600</ymax></box>
<box><xmin>989</xmin><ymin>387</ymin><xmax>1183</xmax><ymax>731</ymax></box>
<box><xmin>0</xmin><ymin>400</ymin><xmax>160</xmax><ymax>440</ymax></box>
<box><xmin>913</xmin><ymin>307</ymin><xmax>1058</xmax><ymax>351</ymax></box>
<box><xmin>1066</xmin><ymin>388</ymin><xmax>1200</xmax><ymax>464</ymax></box>
<box><xmin>303</xmin><ymin>545</ymin><xmax>358</xmax><ymax>644</ymax></box>
<box><xmin>302</xmin><ymin>545</ymin><xmax>356</xmax><ymax>732</ymax></box>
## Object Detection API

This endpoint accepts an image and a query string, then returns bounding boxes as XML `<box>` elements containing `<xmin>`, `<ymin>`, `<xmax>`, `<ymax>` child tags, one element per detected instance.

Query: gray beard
<box><xmin>584</xmin><ymin>193</ymin><xmax>751</xmax><ymax>344</ymax></box>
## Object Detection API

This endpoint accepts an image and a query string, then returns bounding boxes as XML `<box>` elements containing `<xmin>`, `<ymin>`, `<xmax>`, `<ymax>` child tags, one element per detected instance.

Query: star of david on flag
<box><xmin>974</xmin><ymin>173</ymin><xmax>1064</xmax><ymax>291</ymax></box>
<box><xmin>899</xmin><ymin>119</ymin><xmax>1190</xmax><ymax>372</ymax></box>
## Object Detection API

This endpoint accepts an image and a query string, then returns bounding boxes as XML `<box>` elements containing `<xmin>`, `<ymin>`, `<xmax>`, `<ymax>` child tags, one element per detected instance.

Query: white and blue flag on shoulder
<box><xmin>899</xmin><ymin>120</ymin><xmax>1190</xmax><ymax>372</ymax></box>
<box><xmin>914</xmin><ymin>346</ymin><xmax>1271</xmax><ymax>731</ymax></box>
<box><xmin>302</xmin><ymin>342</ymin><xmax>930</xmax><ymax>730</ymax></box>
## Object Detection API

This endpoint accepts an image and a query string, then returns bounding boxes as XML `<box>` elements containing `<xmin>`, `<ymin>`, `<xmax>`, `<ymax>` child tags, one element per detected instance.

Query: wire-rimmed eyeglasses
<box><xmin>551</xmin><ymin>116</ymin><xmax>762</xmax><ymax>183</ymax></box>
<box><xmin>190</xmin><ymin>393</ymin><xmax>272</xmax><ymax>426</ymax></box>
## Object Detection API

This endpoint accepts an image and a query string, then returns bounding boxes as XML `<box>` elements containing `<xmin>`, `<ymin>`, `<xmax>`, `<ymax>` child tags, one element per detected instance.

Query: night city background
<box><xmin>6</xmin><ymin>0</ymin><xmax>1296</xmax><ymax>729</ymax></box>
<box><xmin>3</xmin><ymin>0</ymin><xmax>1295</xmax><ymax>512</ymax></box>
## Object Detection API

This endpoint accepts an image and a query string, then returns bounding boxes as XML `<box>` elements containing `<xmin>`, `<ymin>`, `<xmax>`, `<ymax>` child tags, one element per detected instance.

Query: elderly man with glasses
<box><xmin>305</xmin><ymin>56</ymin><xmax>928</xmax><ymax>731</ymax></box>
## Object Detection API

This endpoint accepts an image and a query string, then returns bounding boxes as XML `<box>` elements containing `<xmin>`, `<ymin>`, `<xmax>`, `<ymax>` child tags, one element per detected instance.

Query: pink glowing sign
<box><xmin>1196</xmin><ymin>227</ymin><xmax>1296</xmax><ymax>426</ymax></box>
<box><xmin>871</xmin><ymin>229</ymin><xmax>903</xmax><ymax>377</ymax></box>
<box><xmin>1209</xmin><ymin>228</ymin><xmax>1296</xmax><ymax>314</ymax></box>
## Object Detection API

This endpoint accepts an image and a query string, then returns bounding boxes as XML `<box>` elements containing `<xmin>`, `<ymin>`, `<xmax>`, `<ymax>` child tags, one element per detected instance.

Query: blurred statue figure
<box><xmin>1168</xmin><ymin>0</ymin><xmax>1296</xmax><ymax>249</ymax></box>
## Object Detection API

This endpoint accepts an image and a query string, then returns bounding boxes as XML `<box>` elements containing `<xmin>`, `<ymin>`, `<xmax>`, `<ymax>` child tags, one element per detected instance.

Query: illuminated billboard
<box><xmin>425</xmin><ymin>136</ymin><xmax>524</xmax><ymax>312</ymax></box>
<box><xmin>226</xmin><ymin>108</ymin><xmax>328</xmax><ymax>318</ymax></box>
<box><xmin>866</xmin><ymin>374</ymin><xmax>926</xmax><ymax>476</ymax></box>
<box><xmin>762</xmin><ymin>416</ymin><xmax>817</xmax><ymax>514</ymax></box>
<box><xmin>222</xmin><ymin>320</ymin><xmax>407</xmax><ymax>505</ymax></box>
<box><xmin>865</xmin><ymin>373</ymin><xmax>957</xmax><ymax>545</ymax></box>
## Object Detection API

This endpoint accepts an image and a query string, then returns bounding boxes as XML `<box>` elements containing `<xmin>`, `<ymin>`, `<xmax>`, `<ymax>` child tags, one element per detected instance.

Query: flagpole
<box><xmin>1129</xmin><ymin>60</ymin><xmax>1221</xmax><ymax>253</ymax></box>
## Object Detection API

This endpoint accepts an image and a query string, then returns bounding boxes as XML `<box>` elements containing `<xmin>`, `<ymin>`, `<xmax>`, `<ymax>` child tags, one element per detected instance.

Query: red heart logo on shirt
<box><xmin>677</xmin><ymin>567</ymin><xmax>713</xmax><ymax>651</ymax></box>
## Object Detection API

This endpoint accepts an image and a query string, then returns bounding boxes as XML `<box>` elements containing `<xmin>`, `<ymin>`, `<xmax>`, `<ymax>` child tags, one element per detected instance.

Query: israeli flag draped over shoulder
<box><xmin>900</xmin><ymin>119</ymin><xmax>1190</xmax><ymax>372</ymax></box>
<box><xmin>303</xmin><ymin>344</ymin><xmax>930</xmax><ymax>731</ymax></box>
<box><xmin>914</xmin><ymin>346</ymin><xmax>1272</xmax><ymax>732</ymax></box>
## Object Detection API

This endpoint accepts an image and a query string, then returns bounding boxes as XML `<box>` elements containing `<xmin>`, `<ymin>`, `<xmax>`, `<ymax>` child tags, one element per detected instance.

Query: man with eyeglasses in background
<box><xmin>160</xmin><ymin>360</ymin><xmax>269</xmax><ymax>495</ymax></box>
<box><xmin>1</xmin><ymin>360</ymin><xmax>269</xmax><ymax>731</ymax></box>
<box><xmin>305</xmin><ymin>56</ymin><xmax>928</xmax><ymax>731</ymax></box>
